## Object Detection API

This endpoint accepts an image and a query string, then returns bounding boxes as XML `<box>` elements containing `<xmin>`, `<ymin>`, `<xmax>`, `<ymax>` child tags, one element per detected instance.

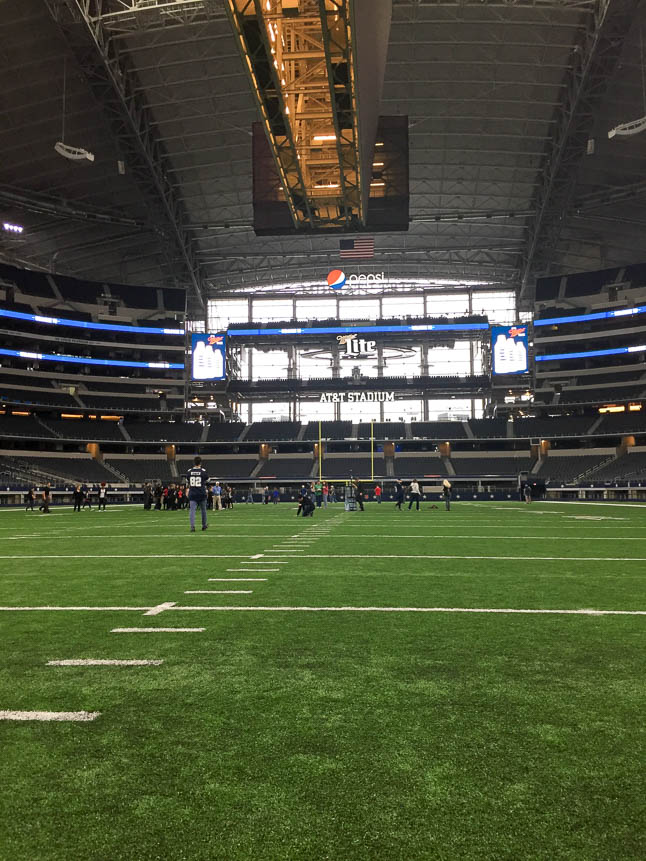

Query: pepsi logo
<box><xmin>327</xmin><ymin>269</ymin><xmax>346</xmax><ymax>290</ymax></box>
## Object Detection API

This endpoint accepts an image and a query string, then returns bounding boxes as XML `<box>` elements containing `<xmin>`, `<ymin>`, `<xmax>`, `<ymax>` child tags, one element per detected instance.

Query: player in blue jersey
<box><xmin>187</xmin><ymin>456</ymin><xmax>210</xmax><ymax>532</ymax></box>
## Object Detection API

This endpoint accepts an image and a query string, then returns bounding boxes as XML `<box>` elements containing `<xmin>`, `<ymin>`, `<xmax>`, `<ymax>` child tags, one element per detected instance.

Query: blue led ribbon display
<box><xmin>0</xmin><ymin>347</ymin><xmax>183</xmax><ymax>370</ymax></box>
<box><xmin>534</xmin><ymin>306</ymin><xmax>646</xmax><ymax>327</ymax></box>
<box><xmin>536</xmin><ymin>345</ymin><xmax>646</xmax><ymax>362</ymax></box>
<box><xmin>0</xmin><ymin>307</ymin><xmax>184</xmax><ymax>336</ymax></box>
<box><xmin>228</xmin><ymin>322</ymin><xmax>489</xmax><ymax>337</ymax></box>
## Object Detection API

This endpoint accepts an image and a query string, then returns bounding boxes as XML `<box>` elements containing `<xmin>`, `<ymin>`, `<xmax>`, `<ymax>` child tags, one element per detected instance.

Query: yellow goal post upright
<box><xmin>318</xmin><ymin>419</ymin><xmax>323</xmax><ymax>481</ymax></box>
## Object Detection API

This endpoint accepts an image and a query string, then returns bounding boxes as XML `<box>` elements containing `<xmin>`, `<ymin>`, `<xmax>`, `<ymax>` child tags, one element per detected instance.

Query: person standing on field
<box><xmin>394</xmin><ymin>479</ymin><xmax>405</xmax><ymax>510</ymax></box>
<box><xmin>25</xmin><ymin>487</ymin><xmax>35</xmax><ymax>512</ymax></box>
<box><xmin>524</xmin><ymin>481</ymin><xmax>532</xmax><ymax>504</ymax></box>
<box><xmin>98</xmin><ymin>482</ymin><xmax>107</xmax><ymax>511</ymax></box>
<box><xmin>187</xmin><ymin>455</ymin><xmax>209</xmax><ymax>532</ymax></box>
<box><xmin>442</xmin><ymin>478</ymin><xmax>452</xmax><ymax>511</ymax></box>
<box><xmin>408</xmin><ymin>479</ymin><xmax>421</xmax><ymax>511</ymax></box>
<box><xmin>375</xmin><ymin>484</ymin><xmax>382</xmax><ymax>504</ymax></box>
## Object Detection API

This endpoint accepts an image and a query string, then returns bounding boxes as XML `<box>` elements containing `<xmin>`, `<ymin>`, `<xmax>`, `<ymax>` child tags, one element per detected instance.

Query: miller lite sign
<box><xmin>337</xmin><ymin>333</ymin><xmax>376</xmax><ymax>358</ymax></box>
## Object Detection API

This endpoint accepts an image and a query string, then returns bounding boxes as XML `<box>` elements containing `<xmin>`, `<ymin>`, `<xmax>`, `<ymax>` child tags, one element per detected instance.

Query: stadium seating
<box><xmin>450</xmin><ymin>456</ymin><xmax>533</xmax><ymax>476</ymax></box>
<box><xmin>468</xmin><ymin>418</ymin><xmax>509</xmax><ymax>438</ymax></box>
<box><xmin>303</xmin><ymin>421</ymin><xmax>352</xmax><ymax>440</ymax></box>
<box><xmin>42</xmin><ymin>418</ymin><xmax>125</xmax><ymax>441</ymax></box>
<box><xmin>513</xmin><ymin>416</ymin><xmax>594</xmax><ymax>438</ymax></box>
<box><xmin>536</xmin><ymin>455</ymin><xmax>610</xmax><ymax>484</ymax></box>
<box><xmin>106</xmin><ymin>458</ymin><xmax>173</xmax><ymax>482</ymax></box>
<box><xmin>125</xmin><ymin>422</ymin><xmax>203</xmax><ymax>442</ymax></box>
<box><xmin>206</xmin><ymin>423</ymin><xmax>246</xmax><ymax>442</ymax></box>
<box><xmin>0</xmin><ymin>413</ymin><xmax>56</xmax><ymax>438</ymax></box>
<box><xmin>18</xmin><ymin>456</ymin><xmax>116</xmax><ymax>483</ymax></box>
<box><xmin>596</xmin><ymin>412</ymin><xmax>646</xmax><ymax>435</ymax></box>
<box><xmin>245</xmin><ymin>421</ymin><xmax>301</xmax><ymax>441</ymax></box>
<box><xmin>256</xmin><ymin>458</ymin><xmax>314</xmax><ymax>478</ymax></box>
<box><xmin>322</xmin><ymin>456</ymin><xmax>385</xmax><ymax>478</ymax></box>
<box><xmin>411</xmin><ymin>421</ymin><xmax>468</xmax><ymax>439</ymax></box>
<box><xmin>393</xmin><ymin>456</ymin><xmax>447</xmax><ymax>477</ymax></box>
<box><xmin>584</xmin><ymin>451</ymin><xmax>646</xmax><ymax>482</ymax></box>
<box><xmin>176</xmin><ymin>457</ymin><xmax>258</xmax><ymax>479</ymax></box>
<box><xmin>357</xmin><ymin>422</ymin><xmax>406</xmax><ymax>439</ymax></box>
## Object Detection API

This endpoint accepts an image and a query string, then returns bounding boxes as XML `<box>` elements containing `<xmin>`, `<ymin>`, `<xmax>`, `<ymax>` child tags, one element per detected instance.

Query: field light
<box><xmin>3</xmin><ymin>222</ymin><xmax>23</xmax><ymax>234</ymax></box>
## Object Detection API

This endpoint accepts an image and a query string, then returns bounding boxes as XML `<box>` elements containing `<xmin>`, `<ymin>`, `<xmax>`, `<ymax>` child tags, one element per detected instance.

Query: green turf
<box><xmin>1</xmin><ymin>500</ymin><xmax>645</xmax><ymax>860</ymax></box>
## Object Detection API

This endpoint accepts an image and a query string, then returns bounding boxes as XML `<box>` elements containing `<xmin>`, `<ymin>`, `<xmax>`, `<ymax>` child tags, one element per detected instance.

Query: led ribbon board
<box><xmin>0</xmin><ymin>347</ymin><xmax>183</xmax><ymax>370</ymax></box>
<box><xmin>534</xmin><ymin>305</ymin><xmax>646</xmax><ymax>327</ymax></box>
<box><xmin>536</xmin><ymin>345</ymin><xmax>646</xmax><ymax>362</ymax></box>
<box><xmin>0</xmin><ymin>308</ymin><xmax>184</xmax><ymax>336</ymax></box>
<box><xmin>228</xmin><ymin>322</ymin><xmax>488</xmax><ymax>337</ymax></box>
<box><xmin>191</xmin><ymin>333</ymin><xmax>226</xmax><ymax>381</ymax></box>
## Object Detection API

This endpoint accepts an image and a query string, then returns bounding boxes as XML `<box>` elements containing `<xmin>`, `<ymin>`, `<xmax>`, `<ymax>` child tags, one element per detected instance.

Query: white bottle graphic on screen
<box><xmin>206</xmin><ymin>343</ymin><xmax>224</xmax><ymax>380</ymax></box>
<box><xmin>513</xmin><ymin>337</ymin><xmax>527</xmax><ymax>372</ymax></box>
<box><xmin>494</xmin><ymin>333</ymin><xmax>508</xmax><ymax>373</ymax></box>
<box><xmin>193</xmin><ymin>340</ymin><xmax>208</xmax><ymax>379</ymax></box>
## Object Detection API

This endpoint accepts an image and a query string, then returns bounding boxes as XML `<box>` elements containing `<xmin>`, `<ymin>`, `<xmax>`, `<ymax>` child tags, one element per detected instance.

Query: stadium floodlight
<box><xmin>54</xmin><ymin>142</ymin><xmax>95</xmax><ymax>162</ymax></box>
<box><xmin>608</xmin><ymin>116</ymin><xmax>646</xmax><ymax>138</ymax></box>
<box><xmin>2</xmin><ymin>222</ymin><xmax>23</xmax><ymax>234</ymax></box>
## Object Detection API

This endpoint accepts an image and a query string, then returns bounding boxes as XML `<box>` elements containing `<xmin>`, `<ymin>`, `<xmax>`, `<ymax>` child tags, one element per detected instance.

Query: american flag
<box><xmin>339</xmin><ymin>236</ymin><xmax>374</xmax><ymax>259</ymax></box>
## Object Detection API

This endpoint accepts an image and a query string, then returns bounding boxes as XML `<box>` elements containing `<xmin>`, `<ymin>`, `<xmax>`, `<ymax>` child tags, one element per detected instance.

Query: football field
<box><xmin>1</xmin><ymin>499</ymin><xmax>645</xmax><ymax>860</ymax></box>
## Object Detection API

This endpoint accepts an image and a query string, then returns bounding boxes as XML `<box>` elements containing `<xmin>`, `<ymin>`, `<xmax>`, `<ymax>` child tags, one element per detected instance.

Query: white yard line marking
<box><xmin>171</xmin><ymin>606</ymin><xmax>646</xmax><ymax>616</ymax></box>
<box><xmin>184</xmin><ymin>590</ymin><xmax>253</xmax><ymax>594</ymax></box>
<box><xmin>226</xmin><ymin>569</ymin><xmax>279</xmax><ymax>573</ymax></box>
<box><xmin>209</xmin><ymin>578</ymin><xmax>267</xmax><ymax>581</ymax></box>
<box><xmin>0</xmin><ymin>606</ymin><xmax>150</xmax><ymax>611</ymax></box>
<box><xmin>0</xmin><ymin>710</ymin><xmax>100</xmax><ymax>721</ymax></box>
<box><xmin>236</xmin><ymin>561</ymin><xmax>288</xmax><ymax>565</ymax></box>
<box><xmin>47</xmin><ymin>659</ymin><xmax>163</xmax><ymax>666</ymax></box>
<box><xmin>111</xmin><ymin>628</ymin><xmax>204</xmax><ymax>633</ymax></box>
<box><xmin>250</xmin><ymin>554</ymin><xmax>264</xmax><ymax>559</ymax></box>
<box><xmin>143</xmin><ymin>601</ymin><xmax>177</xmax><ymax>616</ymax></box>
<box><xmin>231</xmin><ymin>554</ymin><xmax>646</xmax><ymax>562</ymax></box>
<box><xmin>0</xmin><ymin>555</ymin><xmax>256</xmax><ymax>560</ymax></box>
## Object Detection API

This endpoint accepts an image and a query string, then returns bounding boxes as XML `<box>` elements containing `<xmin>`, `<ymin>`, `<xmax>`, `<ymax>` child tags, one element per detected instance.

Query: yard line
<box><xmin>226</xmin><ymin>569</ymin><xmax>279</xmax><ymax>573</ymax></box>
<box><xmin>0</xmin><ymin>710</ymin><xmax>100</xmax><ymax>721</ymax></box>
<box><xmin>184</xmin><ymin>590</ymin><xmax>253</xmax><ymax>594</ymax></box>
<box><xmin>228</xmin><ymin>554</ymin><xmax>646</xmax><ymax>562</ymax></box>
<box><xmin>47</xmin><ymin>659</ymin><xmax>163</xmax><ymax>666</ymax></box>
<box><xmin>210</xmin><ymin>578</ymin><xmax>267</xmax><ymax>581</ymax></box>
<box><xmin>0</xmin><ymin>555</ymin><xmax>257</xmax><ymax>559</ymax></box>
<box><xmin>111</xmin><ymin>628</ymin><xmax>204</xmax><ymax>633</ymax></box>
<box><xmin>0</xmin><ymin>606</ymin><xmax>150</xmax><ymax>611</ymax></box>
<box><xmin>171</xmin><ymin>606</ymin><xmax>646</xmax><ymax>616</ymax></box>
<box><xmin>236</xmin><ymin>561</ymin><xmax>288</xmax><ymax>565</ymax></box>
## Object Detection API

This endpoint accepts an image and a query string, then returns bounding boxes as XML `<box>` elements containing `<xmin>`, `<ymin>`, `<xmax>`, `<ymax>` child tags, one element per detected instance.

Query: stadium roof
<box><xmin>0</xmin><ymin>0</ymin><xmax>645</xmax><ymax>308</ymax></box>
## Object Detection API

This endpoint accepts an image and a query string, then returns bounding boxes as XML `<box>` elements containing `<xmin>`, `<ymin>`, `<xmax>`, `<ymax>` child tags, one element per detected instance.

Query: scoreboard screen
<box><xmin>191</xmin><ymin>333</ymin><xmax>226</xmax><ymax>381</ymax></box>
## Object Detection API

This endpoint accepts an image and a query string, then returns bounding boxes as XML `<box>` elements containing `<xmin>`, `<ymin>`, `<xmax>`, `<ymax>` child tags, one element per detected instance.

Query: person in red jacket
<box><xmin>375</xmin><ymin>484</ymin><xmax>382</xmax><ymax>504</ymax></box>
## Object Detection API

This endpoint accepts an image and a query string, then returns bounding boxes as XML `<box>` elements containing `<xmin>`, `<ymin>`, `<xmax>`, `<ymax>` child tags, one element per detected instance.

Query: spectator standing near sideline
<box><xmin>352</xmin><ymin>479</ymin><xmax>365</xmax><ymax>511</ymax></box>
<box><xmin>263</xmin><ymin>485</ymin><xmax>270</xmax><ymax>505</ymax></box>
<box><xmin>143</xmin><ymin>483</ymin><xmax>152</xmax><ymax>510</ymax></box>
<box><xmin>98</xmin><ymin>482</ymin><xmax>107</xmax><ymax>511</ymax></box>
<box><xmin>329</xmin><ymin>484</ymin><xmax>336</xmax><ymax>504</ymax></box>
<box><xmin>25</xmin><ymin>487</ymin><xmax>35</xmax><ymax>512</ymax></box>
<box><xmin>322</xmin><ymin>483</ymin><xmax>328</xmax><ymax>507</ymax></box>
<box><xmin>375</xmin><ymin>484</ymin><xmax>382</xmax><ymax>504</ymax></box>
<box><xmin>272</xmin><ymin>486</ymin><xmax>280</xmax><ymax>504</ymax></box>
<box><xmin>314</xmin><ymin>480</ymin><xmax>323</xmax><ymax>508</ymax></box>
<box><xmin>442</xmin><ymin>478</ymin><xmax>452</xmax><ymax>511</ymax></box>
<box><xmin>73</xmin><ymin>484</ymin><xmax>83</xmax><ymax>512</ymax></box>
<box><xmin>187</xmin><ymin>455</ymin><xmax>209</xmax><ymax>532</ymax></box>
<box><xmin>524</xmin><ymin>481</ymin><xmax>532</xmax><ymax>504</ymax></box>
<box><xmin>246</xmin><ymin>487</ymin><xmax>254</xmax><ymax>504</ymax></box>
<box><xmin>39</xmin><ymin>483</ymin><xmax>51</xmax><ymax>514</ymax></box>
<box><xmin>214</xmin><ymin>482</ymin><xmax>223</xmax><ymax>510</ymax></box>
<box><xmin>408</xmin><ymin>479</ymin><xmax>421</xmax><ymax>511</ymax></box>
<box><xmin>394</xmin><ymin>479</ymin><xmax>405</xmax><ymax>510</ymax></box>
